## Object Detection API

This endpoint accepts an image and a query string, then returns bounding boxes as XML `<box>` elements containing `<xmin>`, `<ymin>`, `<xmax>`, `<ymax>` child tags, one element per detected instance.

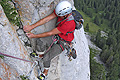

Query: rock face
<box><xmin>0</xmin><ymin>0</ymin><xmax>90</xmax><ymax>80</ymax></box>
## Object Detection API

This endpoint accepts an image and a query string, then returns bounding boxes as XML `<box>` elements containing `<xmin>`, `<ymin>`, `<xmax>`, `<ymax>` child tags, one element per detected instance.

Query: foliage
<box><xmin>20</xmin><ymin>75</ymin><xmax>29</xmax><ymax>80</ymax></box>
<box><xmin>94</xmin><ymin>15</ymin><xmax>100</xmax><ymax>26</ymax></box>
<box><xmin>74</xmin><ymin>0</ymin><xmax>120</xmax><ymax>79</ymax></box>
<box><xmin>90</xmin><ymin>48</ymin><xmax>106</xmax><ymax>80</ymax></box>
<box><xmin>0</xmin><ymin>55</ymin><xmax>4</xmax><ymax>59</ymax></box>
<box><xmin>0</xmin><ymin>0</ymin><xmax>20</xmax><ymax>26</ymax></box>
<box><xmin>77</xmin><ymin>10</ymin><xmax>101</xmax><ymax>33</ymax></box>
<box><xmin>85</xmin><ymin>23</ymin><xmax>89</xmax><ymax>32</ymax></box>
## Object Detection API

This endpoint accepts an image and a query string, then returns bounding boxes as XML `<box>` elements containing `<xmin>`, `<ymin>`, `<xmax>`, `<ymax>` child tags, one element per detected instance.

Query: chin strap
<box><xmin>63</xmin><ymin>14</ymin><xmax>69</xmax><ymax>19</ymax></box>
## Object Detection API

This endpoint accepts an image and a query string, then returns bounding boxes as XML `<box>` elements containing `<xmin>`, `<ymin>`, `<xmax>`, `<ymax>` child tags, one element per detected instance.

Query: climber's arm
<box><xmin>31</xmin><ymin>12</ymin><xmax>56</xmax><ymax>28</ymax></box>
<box><xmin>23</xmin><ymin>12</ymin><xmax>56</xmax><ymax>32</ymax></box>
<box><xmin>26</xmin><ymin>28</ymin><xmax>61</xmax><ymax>38</ymax></box>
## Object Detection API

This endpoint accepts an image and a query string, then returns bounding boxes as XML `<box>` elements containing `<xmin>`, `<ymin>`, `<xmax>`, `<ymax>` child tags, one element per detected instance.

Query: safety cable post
<box><xmin>26</xmin><ymin>61</ymin><xmax>38</xmax><ymax>79</ymax></box>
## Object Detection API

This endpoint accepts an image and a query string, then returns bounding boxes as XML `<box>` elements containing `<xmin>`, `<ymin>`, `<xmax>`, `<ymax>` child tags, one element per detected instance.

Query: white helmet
<box><xmin>55</xmin><ymin>1</ymin><xmax>72</xmax><ymax>16</ymax></box>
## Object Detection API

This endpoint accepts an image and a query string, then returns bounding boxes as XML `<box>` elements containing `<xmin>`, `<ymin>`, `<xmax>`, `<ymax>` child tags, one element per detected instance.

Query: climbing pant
<box><xmin>42</xmin><ymin>40</ymin><xmax>66</xmax><ymax>68</ymax></box>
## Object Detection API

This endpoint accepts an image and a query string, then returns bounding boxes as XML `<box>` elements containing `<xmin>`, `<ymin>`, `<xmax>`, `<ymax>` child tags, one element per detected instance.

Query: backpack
<box><xmin>56</xmin><ymin>10</ymin><xmax>84</xmax><ymax>33</ymax></box>
<box><xmin>72</xmin><ymin>10</ymin><xmax>84</xmax><ymax>30</ymax></box>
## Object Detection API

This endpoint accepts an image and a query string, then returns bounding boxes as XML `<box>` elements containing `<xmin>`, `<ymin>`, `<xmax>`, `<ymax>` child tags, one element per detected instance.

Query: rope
<box><xmin>44</xmin><ymin>35</ymin><xmax>58</xmax><ymax>53</ymax></box>
<box><xmin>0</xmin><ymin>52</ymin><xmax>34</xmax><ymax>63</ymax></box>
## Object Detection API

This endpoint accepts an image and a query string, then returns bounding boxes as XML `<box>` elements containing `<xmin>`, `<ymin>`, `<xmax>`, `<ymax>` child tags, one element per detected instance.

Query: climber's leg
<box><xmin>37</xmin><ymin>44</ymin><xmax>62</xmax><ymax>80</ymax></box>
<box><xmin>43</xmin><ymin>43</ymin><xmax>63</xmax><ymax>68</ymax></box>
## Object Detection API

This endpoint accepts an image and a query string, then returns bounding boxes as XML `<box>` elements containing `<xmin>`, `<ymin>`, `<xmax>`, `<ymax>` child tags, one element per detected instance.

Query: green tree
<box><xmin>74</xmin><ymin>0</ymin><xmax>120</xmax><ymax>79</ymax></box>
<box><xmin>0</xmin><ymin>0</ymin><xmax>20</xmax><ymax>26</ymax></box>
<box><xmin>100</xmin><ymin>48</ymin><xmax>110</xmax><ymax>62</ymax></box>
<box><xmin>99</xmin><ymin>37</ymin><xmax>106</xmax><ymax>49</ymax></box>
<box><xmin>85</xmin><ymin>23</ymin><xmax>89</xmax><ymax>31</ymax></box>
<box><xmin>108</xmin><ymin>53</ymin><xmax>119</xmax><ymax>80</ymax></box>
<box><xmin>95</xmin><ymin>29</ymin><xmax>101</xmax><ymax>46</ymax></box>
<box><xmin>90</xmin><ymin>59</ymin><xmax>106</xmax><ymax>80</ymax></box>
<box><xmin>94</xmin><ymin>15</ymin><xmax>100</xmax><ymax>25</ymax></box>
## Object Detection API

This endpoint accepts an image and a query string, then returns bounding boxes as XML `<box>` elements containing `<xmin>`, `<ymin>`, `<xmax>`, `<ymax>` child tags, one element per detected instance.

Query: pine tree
<box><xmin>85</xmin><ymin>23</ymin><xmax>89</xmax><ymax>31</ymax></box>
<box><xmin>95</xmin><ymin>29</ymin><xmax>101</xmax><ymax>45</ymax></box>
<box><xmin>94</xmin><ymin>15</ymin><xmax>100</xmax><ymax>25</ymax></box>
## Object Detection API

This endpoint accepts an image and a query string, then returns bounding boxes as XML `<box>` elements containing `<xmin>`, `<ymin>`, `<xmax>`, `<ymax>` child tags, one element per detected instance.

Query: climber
<box><xmin>23</xmin><ymin>1</ymin><xmax>76</xmax><ymax>80</ymax></box>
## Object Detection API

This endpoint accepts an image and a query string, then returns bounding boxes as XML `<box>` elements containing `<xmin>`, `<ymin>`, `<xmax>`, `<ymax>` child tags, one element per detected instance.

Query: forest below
<box><xmin>74</xmin><ymin>0</ymin><xmax>120</xmax><ymax>80</ymax></box>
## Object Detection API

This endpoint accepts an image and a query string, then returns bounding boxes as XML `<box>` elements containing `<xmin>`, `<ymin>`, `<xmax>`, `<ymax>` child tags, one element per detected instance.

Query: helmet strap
<box><xmin>63</xmin><ymin>14</ymin><xmax>69</xmax><ymax>19</ymax></box>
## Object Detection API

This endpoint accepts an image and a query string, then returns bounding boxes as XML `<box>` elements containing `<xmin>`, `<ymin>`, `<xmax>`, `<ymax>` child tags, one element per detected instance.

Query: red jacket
<box><xmin>54</xmin><ymin>10</ymin><xmax>75</xmax><ymax>42</ymax></box>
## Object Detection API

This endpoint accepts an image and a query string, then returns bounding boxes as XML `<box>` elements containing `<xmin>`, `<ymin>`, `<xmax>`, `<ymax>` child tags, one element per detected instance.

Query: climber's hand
<box><xmin>23</xmin><ymin>25</ymin><xmax>33</xmax><ymax>32</ymax></box>
<box><xmin>26</xmin><ymin>33</ymin><xmax>36</xmax><ymax>38</ymax></box>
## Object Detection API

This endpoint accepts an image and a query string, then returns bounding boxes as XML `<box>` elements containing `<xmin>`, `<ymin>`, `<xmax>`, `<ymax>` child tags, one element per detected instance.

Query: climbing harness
<box><xmin>44</xmin><ymin>35</ymin><xmax>59</xmax><ymax>53</ymax></box>
<box><xmin>30</xmin><ymin>35</ymin><xmax>77</xmax><ymax>61</ymax></box>
<box><xmin>0</xmin><ymin>52</ymin><xmax>34</xmax><ymax>63</ymax></box>
<box><xmin>53</xmin><ymin>35</ymin><xmax>77</xmax><ymax>61</ymax></box>
<box><xmin>30</xmin><ymin>35</ymin><xmax>62</xmax><ymax>58</ymax></box>
<box><xmin>47</xmin><ymin>35</ymin><xmax>77</xmax><ymax>61</ymax></box>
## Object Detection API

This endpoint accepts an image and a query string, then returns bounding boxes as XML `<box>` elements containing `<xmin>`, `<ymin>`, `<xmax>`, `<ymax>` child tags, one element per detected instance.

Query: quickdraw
<box><xmin>66</xmin><ymin>47</ymin><xmax>77</xmax><ymax>61</ymax></box>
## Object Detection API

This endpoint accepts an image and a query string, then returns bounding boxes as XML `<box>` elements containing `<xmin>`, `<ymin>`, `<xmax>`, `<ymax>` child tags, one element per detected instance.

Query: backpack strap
<box><xmin>56</xmin><ymin>15</ymin><xmax>75</xmax><ymax>35</ymax></box>
<box><xmin>66</xmin><ymin>15</ymin><xmax>74</xmax><ymax>21</ymax></box>
<box><xmin>66</xmin><ymin>15</ymin><xmax>75</xmax><ymax>34</ymax></box>
<box><xmin>56</xmin><ymin>18</ymin><xmax>66</xmax><ymax>27</ymax></box>
<box><xmin>56</xmin><ymin>14</ymin><xmax>74</xmax><ymax>26</ymax></box>
<box><xmin>56</xmin><ymin>16</ymin><xmax>70</xmax><ymax>27</ymax></box>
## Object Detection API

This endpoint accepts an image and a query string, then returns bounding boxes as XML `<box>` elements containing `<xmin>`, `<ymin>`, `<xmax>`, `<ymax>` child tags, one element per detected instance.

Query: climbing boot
<box><xmin>37</xmin><ymin>73</ymin><xmax>46</xmax><ymax>80</ymax></box>
<box><xmin>30</xmin><ymin>52</ymin><xmax>44</xmax><ymax>58</ymax></box>
<box><xmin>30</xmin><ymin>52</ymin><xmax>38</xmax><ymax>58</ymax></box>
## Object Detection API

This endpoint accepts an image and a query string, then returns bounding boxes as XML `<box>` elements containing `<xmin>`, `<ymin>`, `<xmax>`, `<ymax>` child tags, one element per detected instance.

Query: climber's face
<box><xmin>60</xmin><ymin>16</ymin><xmax>65</xmax><ymax>19</ymax></box>
<box><xmin>60</xmin><ymin>14</ymin><xmax>70</xmax><ymax>19</ymax></box>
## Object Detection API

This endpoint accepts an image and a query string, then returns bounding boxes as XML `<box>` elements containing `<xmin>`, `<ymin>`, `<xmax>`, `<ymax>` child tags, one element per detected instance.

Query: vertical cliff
<box><xmin>0</xmin><ymin>0</ymin><xmax>90</xmax><ymax>80</ymax></box>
